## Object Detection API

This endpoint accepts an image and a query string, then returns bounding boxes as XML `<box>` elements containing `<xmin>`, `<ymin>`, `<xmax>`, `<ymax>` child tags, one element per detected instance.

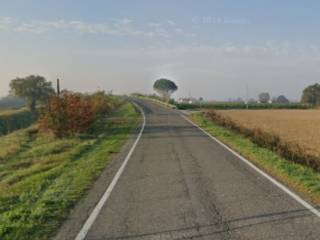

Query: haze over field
<box><xmin>1</xmin><ymin>0</ymin><xmax>320</xmax><ymax>100</ymax></box>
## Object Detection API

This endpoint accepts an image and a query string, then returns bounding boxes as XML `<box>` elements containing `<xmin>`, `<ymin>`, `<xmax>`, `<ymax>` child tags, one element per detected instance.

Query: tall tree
<box><xmin>10</xmin><ymin>75</ymin><xmax>54</xmax><ymax>113</ymax></box>
<box><xmin>301</xmin><ymin>83</ymin><xmax>320</xmax><ymax>106</ymax></box>
<box><xmin>275</xmin><ymin>95</ymin><xmax>290</xmax><ymax>104</ymax></box>
<box><xmin>153</xmin><ymin>78</ymin><xmax>178</xmax><ymax>102</ymax></box>
<box><xmin>258</xmin><ymin>92</ymin><xmax>271</xmax><ymax>104</ymax></box>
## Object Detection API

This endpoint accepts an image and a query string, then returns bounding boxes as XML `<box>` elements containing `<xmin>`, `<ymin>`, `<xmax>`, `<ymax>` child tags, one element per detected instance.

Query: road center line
<box><xmin>180</xmin><ymin>114</ymin><xmax>320</xmax><ymax>219</ymax></box>
<box><xmin>75</xmin><ymin>102</ymin><xmax>146</xmax><ymax>240</ymax></box>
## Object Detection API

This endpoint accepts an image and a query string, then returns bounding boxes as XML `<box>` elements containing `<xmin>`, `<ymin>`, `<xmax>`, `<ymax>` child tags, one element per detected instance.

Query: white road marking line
<box><xmin>75</xmin><ymin>102</ymin><xmax>146</xmax><ymax>240</ymax></box>
<box><xmin>180</xmin><ymin>114</ymin><xmax>320</xmax><ymax>218</ymax></box>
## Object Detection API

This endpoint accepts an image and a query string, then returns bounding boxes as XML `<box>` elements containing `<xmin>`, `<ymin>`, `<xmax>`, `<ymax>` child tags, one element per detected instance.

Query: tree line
<box><xmin>4</xmin><ymin>76</ymin><xmax>320</xmax><ymax>111</ymax></box>
<box><xmin>152</xmin><ymin>78</ymin><xmax>320</xmax><ymax>107</ymax></box>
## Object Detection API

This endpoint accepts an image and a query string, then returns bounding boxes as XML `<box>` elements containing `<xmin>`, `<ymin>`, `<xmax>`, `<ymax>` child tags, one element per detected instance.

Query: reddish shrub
<box><xmin>39</xmin><ymin>91</ymin><xmax>98</xmax><ymax>137</ymax></box>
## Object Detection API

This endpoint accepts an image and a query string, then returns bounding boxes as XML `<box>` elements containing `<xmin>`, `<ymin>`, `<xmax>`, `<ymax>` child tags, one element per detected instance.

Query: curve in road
<box><xmin>78</xmin><ymin>99</ymin><xmax>320</xmax><ymax>240</ymax></box>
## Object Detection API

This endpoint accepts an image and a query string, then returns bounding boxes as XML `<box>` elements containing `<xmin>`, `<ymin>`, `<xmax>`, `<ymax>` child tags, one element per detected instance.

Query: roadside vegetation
<box><xmin>175</xmin><ymin>102</ymin><xmax>309</xmax><ymax>110</ymax></box>
<box><xmin>0</xmin><ymin>75</ymin><xmax>141</xmax><ymax>239</ymax></box>
<box><xmin>0</xmin><ymin>102</ymin><xmax>140</xmax><ymax>240</ymax></box>
<box><xmin>191</xmin><ymin>112</ymin><xmax>320</xmax><ymax>203</ymax></box>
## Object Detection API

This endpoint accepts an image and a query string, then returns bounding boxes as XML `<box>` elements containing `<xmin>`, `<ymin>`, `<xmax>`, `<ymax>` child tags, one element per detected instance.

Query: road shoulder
<box><xmin>52</xmin><ymin>107</ymin><xmax>143</xmax><ymax>240</ymax></box>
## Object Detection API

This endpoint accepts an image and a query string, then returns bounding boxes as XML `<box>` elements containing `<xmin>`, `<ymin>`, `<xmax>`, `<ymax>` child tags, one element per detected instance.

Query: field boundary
<box><xmin>180</xmin><ymin>114</ymin><xmax>320</xmax><ymax>218</ymax></box>
<box><xmin>74</xmin><ymin>102</ymin><xmax>146</xmax><ymax>240</ymax></box>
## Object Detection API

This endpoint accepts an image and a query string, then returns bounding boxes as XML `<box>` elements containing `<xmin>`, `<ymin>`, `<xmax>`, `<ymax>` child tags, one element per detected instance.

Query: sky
<box><xmin>1</xmin><ymin>0</ymin><xmax>320</xmax><ymax>101</ymax></box>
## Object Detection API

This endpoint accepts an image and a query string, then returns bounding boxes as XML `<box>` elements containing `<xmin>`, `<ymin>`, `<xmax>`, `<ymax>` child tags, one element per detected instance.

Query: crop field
<box><xmin>217</xmin><ymin>110</ymin><xmax>320</xmax><ymax>157</ymax></box>
<box><xmin>0</xmin><ymin>108</ymin><xmax>23</xmax><ymax>115</ymax></box>
<box><xmin>0</xmin><ymin>108</ymin><xmax>35</xmax><ymax>135</ymax></box>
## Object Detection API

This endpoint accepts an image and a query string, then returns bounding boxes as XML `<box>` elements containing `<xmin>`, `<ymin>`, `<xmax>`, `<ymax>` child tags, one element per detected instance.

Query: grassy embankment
<box><xmin>0</xmin><ymin>102</ymin><xmax>140</xmax><ymax>240</ymax></box>
<box><xmin>0</xmin><ymin>108</ymin><xmax>35</xmax><ymax>136</ymax></box>
<box><xmin>191</xmin><ymin>112</ymin><xmax>320</xmax><ymax>204</ymax></box>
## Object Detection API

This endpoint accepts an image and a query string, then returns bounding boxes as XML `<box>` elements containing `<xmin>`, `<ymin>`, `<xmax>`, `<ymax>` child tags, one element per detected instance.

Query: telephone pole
<box><xmin>57</xmin><ymin>78</ymin><xmax>60</xmax><ymax>96</ymax></box>
<box><xmin>246</xmin><ymin>84</ymin><xmax>249</xmax><ymax>109</ymax></box>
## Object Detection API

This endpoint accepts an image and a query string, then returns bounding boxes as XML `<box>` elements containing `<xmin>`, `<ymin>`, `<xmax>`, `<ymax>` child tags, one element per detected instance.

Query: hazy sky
<box><xmin>1</xmin><ymin>0</ymin><xmax>320</xmax><ymax>101</ymax></box>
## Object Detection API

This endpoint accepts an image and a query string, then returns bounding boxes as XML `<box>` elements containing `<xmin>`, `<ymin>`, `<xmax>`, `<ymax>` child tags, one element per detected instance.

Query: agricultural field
<box><xmin>176</xmin><ymin>102</ymin><xmax>309</xmax><ymax>110</ymax></box>
<box><xmin>217</xmin><ymin>110</ymin><xmax>320</xmax><ymax>157</ymax></box>
<box><xmin>0</xmin><ymin>108</ymin><xmax>35</xmax><ymax>135</ymax></box>
<box><xmin>0</xmin><ymin>108</ymin><xmax>24</xmax><ymax>115</ymax></box>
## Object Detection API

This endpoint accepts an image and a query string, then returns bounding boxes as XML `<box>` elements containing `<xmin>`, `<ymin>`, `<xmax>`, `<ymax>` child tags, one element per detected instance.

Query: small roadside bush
<box><xmin>39</xmin><ymin>91</ymin><xmax>119</xmax><ymax>138</ymax></box>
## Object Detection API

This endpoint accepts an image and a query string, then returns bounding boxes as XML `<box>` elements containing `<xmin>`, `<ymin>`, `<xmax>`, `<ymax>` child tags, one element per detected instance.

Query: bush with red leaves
<box><xmin>39</xmin><ymin>91</ymin><xmax>115</xmax><ymax>138</ymax></box>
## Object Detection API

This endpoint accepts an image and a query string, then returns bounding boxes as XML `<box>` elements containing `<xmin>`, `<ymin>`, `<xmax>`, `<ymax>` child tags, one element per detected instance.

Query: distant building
<box><xmin>177</xmin><ymin>97</ymin><xmax>199</xmax><ymax>104</ymax></box>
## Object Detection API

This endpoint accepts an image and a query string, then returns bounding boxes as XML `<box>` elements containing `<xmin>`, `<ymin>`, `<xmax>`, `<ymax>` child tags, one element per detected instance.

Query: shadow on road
<box><xmin>92</xmin><ymin>207</ymin><xmax>319</xmax><ymax>240</ymax></box>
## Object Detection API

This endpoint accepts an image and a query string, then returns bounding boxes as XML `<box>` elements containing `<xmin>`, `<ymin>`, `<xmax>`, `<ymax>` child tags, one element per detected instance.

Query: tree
<box><xmin>275</xmin><ymin>95</ymin><xmax>290</xmax><ymax>104</ymax></box>
<box><xmin>258</xmin><ymin>92</ymin><xmax>271</xmax><ymax>104</ymax></box>
<box><xmin>301</xmin><ymin>83</ymin><xmax>320</xmax><ymax>106</ymax></box>
<box><xmin>153</xmin><ymin>78</ymin><xmax>178</xmax><ymax>102</ymax></box>
<box><xmin>9</xmin><ymin>75</ymin><xmax>54</xmax><ymax>113</ymax></box>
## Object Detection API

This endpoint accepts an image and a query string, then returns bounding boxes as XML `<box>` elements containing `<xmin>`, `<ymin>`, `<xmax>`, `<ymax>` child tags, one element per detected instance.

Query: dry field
<box><xmin>217</xmin><ymin>110</ymin><xmax>320</xmax><ymax>157</ymax></box>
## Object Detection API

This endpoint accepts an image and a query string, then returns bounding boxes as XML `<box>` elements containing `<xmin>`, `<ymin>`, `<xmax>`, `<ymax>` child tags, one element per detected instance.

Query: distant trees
<box><xmin>153</xmin><ymin>78</ymin><xmax>178</xmax><ymax>102</ymax></box>
<box><xmin>274</xmin><ymin>95</ymin><xmax>290</xmax><ymax>104</ymax></box>
<box><xmin>258</xmin><ymin>92</ymin><xmax>271</xmax><ymax>104</ymax></box>
<box><xmin>9</xmin><ymin>75</ymin><xmax>54</xmax><ymax>113</ymax></box>
<box><xmin>0</xmin><ymin>95</ymin><xmax>25</xmax><ymax>108</ymax></box>
<box><xmin>301</xmin><ymin>83</ymin><xmax>320</xmax><ymax>106</ymax></box>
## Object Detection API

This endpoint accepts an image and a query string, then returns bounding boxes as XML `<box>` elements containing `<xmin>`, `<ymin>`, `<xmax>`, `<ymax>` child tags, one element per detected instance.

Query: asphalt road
<box><xmin>81</xmin><ymin>99</ymin><xmax>320</xmax><ymax>239</ymax></box>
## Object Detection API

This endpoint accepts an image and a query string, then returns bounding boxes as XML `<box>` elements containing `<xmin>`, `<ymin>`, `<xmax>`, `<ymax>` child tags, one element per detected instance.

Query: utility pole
<box><xmin>57</xmin><ymin>78</ymin><xmax>60</xmax><ymax>96</ymax></box>
<box><xmin>246</xmin><ymin>84</ymin><xmax>249</xmax><ymax>109</ymax></box>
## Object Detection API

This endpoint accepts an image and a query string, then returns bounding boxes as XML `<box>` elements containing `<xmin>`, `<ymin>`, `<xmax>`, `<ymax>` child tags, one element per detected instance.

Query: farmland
<box><xmin>0</xmin><ymin>108</ymin><xmax>35</xmax><ymax>135</ymax></box>
<box><xmin>217</xmin><ymin>110</ymin><xmax>320</xmax><ymax>157</ymax></box>
<box><xmin>191</xmin><ymin>111</ymin><xmax>320</xmax><ymax>203</ymax></box>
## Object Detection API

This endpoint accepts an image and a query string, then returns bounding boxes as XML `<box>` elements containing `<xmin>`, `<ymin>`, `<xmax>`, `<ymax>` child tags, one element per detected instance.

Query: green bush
<box><xmin>0</xmin><ymin>109</ymin><xmax>36</xmax><ymax>135</ymax></box>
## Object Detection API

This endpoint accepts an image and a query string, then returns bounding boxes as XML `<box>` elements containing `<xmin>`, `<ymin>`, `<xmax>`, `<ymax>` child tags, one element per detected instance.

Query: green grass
<box><xmin>191</xmin><ymin>112</ymin><xmax>320</xmax><ymax>203</ymax></box>
<box><xmin>0</xmin><ymin>102</ymin><xmax>140</xmax><ymax>240</ymax></box>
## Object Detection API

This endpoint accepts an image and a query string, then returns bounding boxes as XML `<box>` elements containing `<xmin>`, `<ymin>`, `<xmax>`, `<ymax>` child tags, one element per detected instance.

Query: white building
<box><xmin>177</xmin><ymin>98</ymin><xmax>199</xmax><ymax>104</ymax></box>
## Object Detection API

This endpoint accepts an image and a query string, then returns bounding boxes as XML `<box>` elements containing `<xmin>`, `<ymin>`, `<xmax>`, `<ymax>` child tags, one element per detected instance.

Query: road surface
<box><xmin>74</xmin><ymin>99</ymin><xmax>320</xmax><ymax>239</ymax></box>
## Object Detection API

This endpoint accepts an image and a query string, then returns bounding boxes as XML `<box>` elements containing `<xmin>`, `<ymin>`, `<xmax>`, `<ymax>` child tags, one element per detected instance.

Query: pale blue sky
<box><xmin>1</xmin><ymin>0</ymin><xmax>320</xmax><ymax>100</ymax></box>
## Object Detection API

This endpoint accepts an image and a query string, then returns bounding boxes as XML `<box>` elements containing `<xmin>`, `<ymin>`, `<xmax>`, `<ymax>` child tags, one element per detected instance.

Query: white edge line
<box><xmin>75</xmin><ymin>102</ymin><xmax>146</xmax><ymax>240</ymax></box>
<box><xmin>180</xmin><ymin>114</ymin><xmax>320</xmax><ymax>218</ymax></box>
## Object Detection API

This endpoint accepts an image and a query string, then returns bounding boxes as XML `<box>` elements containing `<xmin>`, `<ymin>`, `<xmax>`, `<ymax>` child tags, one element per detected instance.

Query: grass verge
<box><xmin>0</xmin><ymin>102</ymin><xmax>140</xmax><ymax>240</ymax></box>
<box><xmin>191</xmin><ymin>112</ymin><xmax>320</xmax><ymax>204</ymax></box>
